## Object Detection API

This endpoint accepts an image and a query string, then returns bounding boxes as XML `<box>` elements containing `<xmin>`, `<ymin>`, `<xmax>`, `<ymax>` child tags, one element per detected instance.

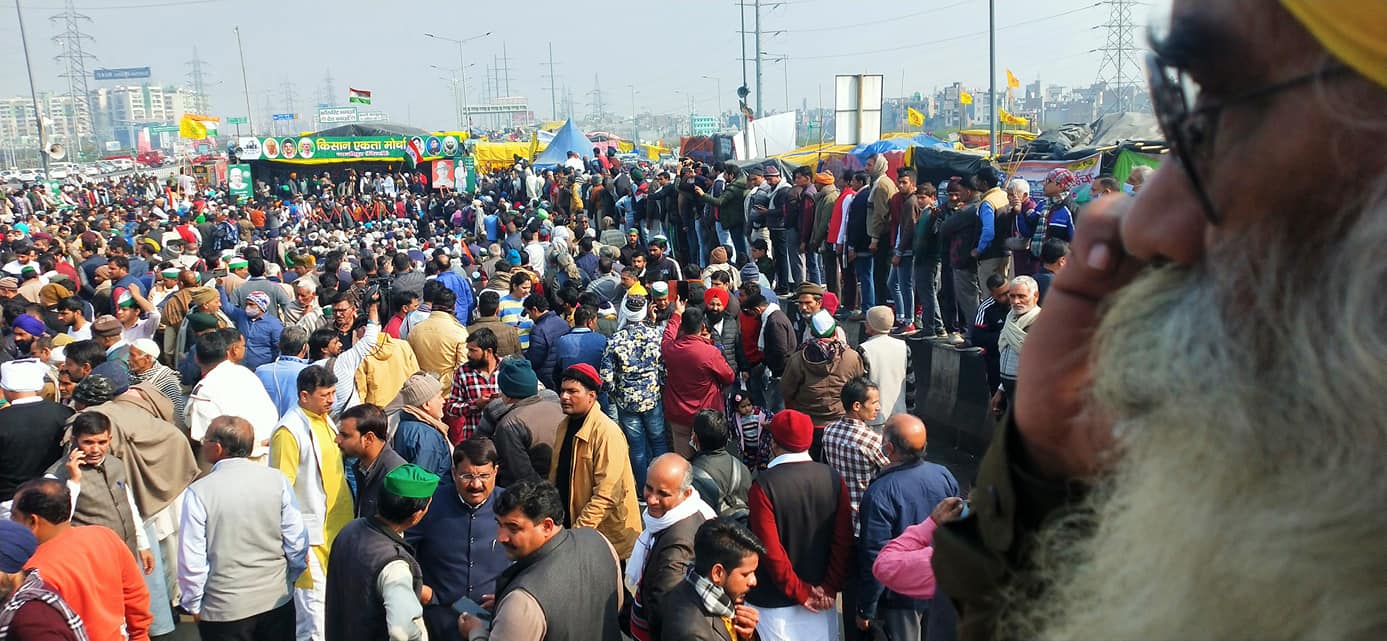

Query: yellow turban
<box><xmin>1281</xmin><ymin>0</ymin><xmax>1387</xmax><ymax>88</ymax></box>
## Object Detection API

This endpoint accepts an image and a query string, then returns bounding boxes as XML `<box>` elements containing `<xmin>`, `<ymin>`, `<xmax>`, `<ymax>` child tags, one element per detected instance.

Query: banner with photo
<box><xmin>1001</xmin><ymin>153</ymin><xmax>1103</xmax><ymax>200</ymax></box>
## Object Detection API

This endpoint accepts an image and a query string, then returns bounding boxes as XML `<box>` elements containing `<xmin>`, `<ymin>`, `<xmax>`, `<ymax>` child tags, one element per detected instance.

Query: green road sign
<box><xmin>228</xmin><ymin>116</ymin><xmax>249</xmax><ymax>125</ymax></box>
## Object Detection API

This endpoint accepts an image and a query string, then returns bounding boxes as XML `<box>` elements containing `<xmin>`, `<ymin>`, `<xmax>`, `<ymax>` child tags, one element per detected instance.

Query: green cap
<box><xmin>384</xmin><ymin>464</ymin><xmax>440</xmax><ymax>499</ymax></box>
<box><xmin>227</xmin><ymin>258</ymin><xmax>248</xmax><ymax>270</ymax></box>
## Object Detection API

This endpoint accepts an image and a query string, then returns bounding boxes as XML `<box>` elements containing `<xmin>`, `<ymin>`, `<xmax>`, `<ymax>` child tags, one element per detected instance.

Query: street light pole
<box><xmin>627</xmin><ymin>85</ymin><xmax>638</xmax><ymax>146</ymax></box>
<box><xmin>234</xmin><ymin>26</ymin><xmax>255</xmax><ymax>136</ymax></box>
<box><xmin>988</xmin><ymin>0</ymin><xmax>997</xmax><ymax>156</ymax></box>
<box><xmin>15</xmin><ymin>0</ymin><xmax>47</xmax><ymax>172</ymax></box>
<box><xmin>424</xmin><ymin>31</ymin><xmax>492</xmax><ymax>130</ymax></box>
<box><xmin>701</xmin><ymin>75</ymin><xmax>722</xmax><ymax>120</ymax></box>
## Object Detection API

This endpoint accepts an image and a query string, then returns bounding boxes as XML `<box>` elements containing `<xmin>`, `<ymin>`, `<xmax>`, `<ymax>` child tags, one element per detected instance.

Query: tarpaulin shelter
<box><xmin>850</xmin><ymin>133</ymin><xmax>951</xmax><ymax>160</ymax></box>
<box><xmin>532</xmin><ymin>119</ymin><xmax>591</xmax><ymax>169</ymax></box>
<box><xmin>473</xmin><ymin>141</ymin><xmax>540</xmax><ymax>172</ymax></box>
<box><xmin>909</xmin><ymin>147</ymin><xmax>995</xmax><ymax>187</ymax></box>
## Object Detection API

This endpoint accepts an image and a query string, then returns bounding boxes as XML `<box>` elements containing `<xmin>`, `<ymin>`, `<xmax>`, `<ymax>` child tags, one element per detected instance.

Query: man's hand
<box><xmin>799</xmin><ymin>242</ymin><xmax>806</xmax><ymax>254</ymax></box>
<box><xmin>458</xmin><ymin>613</ymin><xmax>485</xmax><ymax>638</ymax></box>
<box><xmin>970</xmin><ymin>248</ymin><xmax>979</xmax><ymax>258</ymax></box>
<box><xmin>847</xmin><ymin>248</ymin><xmax>857</xmax><ymax>263</ymax></box>
<box><xmin>673</xmin><ymin>298</ymin><xmax>686</xmax><ymax>316</ymax></box>
<box><xmin>1015</xmin><ymin>196</ymin><xmax>1144</xmax><ymax>480</ymax></box>
<box><xmin>990</xmin><ymin>390</ymin><xmax>1005</xmax><ymax>417</ymax></box>
<box><xmin>930</xmin><ymin>496</ymin><xmax>965</xmax><ymax>524</ymax></box>
<box><xmin>693</xmin><ymin>186</ymin><xmax>705</xmax><ymax>197</ymax></box>
<box><xmin>473</xmin><ymin>394</ymin><xmax>494</xmax><ymax>411</ymax></box>
<box><xmin>480</xmin><ymin>594</ymin><xmax>495</xmax><ymax>611</ymax></box>
<box><xmin>868</xmin><ymin>239</ymin><xmax>878</xmax><ymax>253</ymax></box>
<box><xmin>855</xmin><ymin>615</ymin><xmax>872</xmax><ymax>631</ymax></box>
<box><xmin>892</xmin><ymin>255</ymin><xmax>901</xmax><ymax>267</ymax></box>
<box><xmin>732</xmin><ymin>604</ymin><xmax>759</xmax><ymax>638</ymax></box>
<box><xmin>64</xmin><ymin>449</ymin><xmax>83</xmax><ymax>483</ymax></box>
<box><xmin>139</xmin><ymin>549</ymin><xmax>156</xmax><ymax>575</ymax></box>
<box><xmin>419</xmin><ymin>584</ymin><xmax>433</xmax><ymax>605</ymax></box>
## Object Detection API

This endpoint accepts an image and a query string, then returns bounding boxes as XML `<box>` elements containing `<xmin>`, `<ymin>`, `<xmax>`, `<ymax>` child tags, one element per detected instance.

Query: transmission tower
<box><xmin>587</xmin><ymin>74</ymin><xmax>605</xmax><ymax>122</ymax></box>
<box><xmin>187</xmin><ymin>46</ymin><xmax>211</xmax><ymax>115</ymax></box>
<box><xmin>540</xmin><ymin>43</ymin><xmax>560</xmax><ymax>120</ymax></box>
<box><xmin>1093</xmin><ymin>0</ymin><xmax>1143</xmax><ymax>114</ymax></box>
<box><xmin>50</xmin><ymin>0</ymin><xmax>96</xmax><ymax>149</ymax></box>
<box><xmin>321</xmin><ymin>69</ymin><xmax>336</xmax><ymax>107</ymax></box>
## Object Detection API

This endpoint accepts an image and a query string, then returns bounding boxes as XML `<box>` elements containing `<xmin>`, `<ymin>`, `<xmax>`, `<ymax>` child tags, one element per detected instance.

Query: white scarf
<box><xmin>625</xmin><ymin>490</ymin><xmax>717</xmax><ymax>587</ymax></box>
<box><xmin>998</xmin><ymin>305</ymin><xmax>1041</xmax><ymax>356</ymax></box>
<box><xmin>757</xmin><ymin>302</ymin><xmax>782</xmax><ymax>351</ymax></box>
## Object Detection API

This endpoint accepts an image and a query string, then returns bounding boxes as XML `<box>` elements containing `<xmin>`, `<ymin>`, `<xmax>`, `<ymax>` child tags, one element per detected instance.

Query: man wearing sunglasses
<box><xmin>932</xmin><ymin>1</ymin><xmax>1387</xmax><ymax>639</ymax></box>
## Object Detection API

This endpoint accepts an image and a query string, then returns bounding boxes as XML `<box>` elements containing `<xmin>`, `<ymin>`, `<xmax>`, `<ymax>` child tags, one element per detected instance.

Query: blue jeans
<box><xmin>854</xmin><ymin>254</ymin><xmax>876</xmax><ymax>312</ymax></box>
<box><xmin>727</xmin><ymin>224</ymin><xmax>749</xmax><ymax>267</ymax></box>
<box><xmin>716</xmin><ymin>222</ymin><xmax>736</xmax><ymax>262</ymax></box>
<box><xmin>888</xmin><ymin>255</ymin><xmax>915</xmax><ymax>323</ymax></box>
<box><xmin>618</xmin><ymin>404</ymin><xmax>668</xmax><ymax>489</ymax></box>
<box><xmin>804</xmin><ymin>250</ymin><xmax>823</xmax><ymax>286</ymax></box>
<box><xmin>914</xmin><ymin>259</ymin><xmax>945</xmax><ymax>334</ymax></box>
<box><xmin>697</xmin><ymin>219</ymin><xmax>719</xmax><ymax>266</ymax></box>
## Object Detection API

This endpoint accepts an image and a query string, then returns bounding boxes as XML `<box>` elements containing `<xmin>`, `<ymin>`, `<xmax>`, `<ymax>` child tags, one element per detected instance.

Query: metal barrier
<box><xmin>908</xmin><ymin>336</ymin><xmax>996</xmax><ymax>458</ymax></box>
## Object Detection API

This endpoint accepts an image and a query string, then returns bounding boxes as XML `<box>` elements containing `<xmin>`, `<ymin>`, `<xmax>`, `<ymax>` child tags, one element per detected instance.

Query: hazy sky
<box><xmin>0</xmin><ymin>0</ymin><xmax>1153</xmax><ymax>129</ymax></box>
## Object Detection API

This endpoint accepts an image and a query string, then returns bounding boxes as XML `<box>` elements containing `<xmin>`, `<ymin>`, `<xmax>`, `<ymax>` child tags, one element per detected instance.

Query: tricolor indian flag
<box><xmin>348</xmin><ymin>87</ymin><xmax>372</xmax><ymax>104</ymax></box>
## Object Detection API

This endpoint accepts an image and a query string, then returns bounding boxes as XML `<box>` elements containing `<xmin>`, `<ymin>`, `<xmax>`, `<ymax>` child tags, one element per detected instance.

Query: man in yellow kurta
<box><xmin>270</xmin><ymin>363</ymin><xmax>355</xmax><ymax>641</ymax></box>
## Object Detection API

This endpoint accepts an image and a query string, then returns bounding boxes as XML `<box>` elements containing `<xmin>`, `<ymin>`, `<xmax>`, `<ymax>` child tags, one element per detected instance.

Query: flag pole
<box><xmin>235</xmin><ymin>26</ymin><xmax>254</xmax><ymax>136</ymax></box>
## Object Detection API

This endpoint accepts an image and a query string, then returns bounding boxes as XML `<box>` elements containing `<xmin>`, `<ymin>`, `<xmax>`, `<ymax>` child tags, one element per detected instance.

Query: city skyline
<box><xmin>0</xmin><ymin>0</ymin><xmax>1153</xmax><ymax>131</ymax></box>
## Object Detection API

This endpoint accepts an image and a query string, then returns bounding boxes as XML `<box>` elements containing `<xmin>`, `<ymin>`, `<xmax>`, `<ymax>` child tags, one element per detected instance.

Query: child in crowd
<box><xmin>729</xmin><ymin>391</ymin><xmax>774</xmax><ymax>471</ymax></box>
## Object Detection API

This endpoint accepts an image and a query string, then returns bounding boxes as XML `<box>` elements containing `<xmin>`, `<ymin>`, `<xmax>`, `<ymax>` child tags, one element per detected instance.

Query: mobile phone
<box><xmin>212</xmin><ymin>268</ymin><xmax>228</xmax><ymax>278</ymax></box>
<box><xmin>958</xmin><ymin>500</ymin><xmax>971</xmax><ymax>520</ymax></box>
<box><xmin>452</xmin><ymin>597</ymin><xmax>491</xmax><ymax>621</ymax></box>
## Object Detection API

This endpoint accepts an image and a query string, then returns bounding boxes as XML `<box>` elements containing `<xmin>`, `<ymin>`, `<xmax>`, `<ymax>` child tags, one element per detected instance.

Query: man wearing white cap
<box><xmin>128</xmin><ymin>338</ymin><xmax>186</xmax><ymax>432</ymax></box>
<box><xmin>0</xmin><ymin>359</ymin><xmax>73</xmax><ymax>518</ymax></box>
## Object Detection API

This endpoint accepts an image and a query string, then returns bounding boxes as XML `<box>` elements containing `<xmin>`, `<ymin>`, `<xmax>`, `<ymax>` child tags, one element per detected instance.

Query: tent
<box><xmin>850</xmin><ymin>133</ymin><xmax>951</xmax><ymax>159</ymax></box>
<box><xmin>532</xmin><ymin>119</ymin><xmax>591</xmax><ymax>168</ymax></box>
<box><xmin>909</xmin><ymin>147</ymin><xmax>995</xmax><ymax>187</ymax></box>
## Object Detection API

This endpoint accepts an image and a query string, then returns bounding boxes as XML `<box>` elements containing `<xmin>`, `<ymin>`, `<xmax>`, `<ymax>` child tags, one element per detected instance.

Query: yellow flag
<box><xmin>998</xmin><ymin>108</ymin><xmax>1029</xmax><ymax>127</ymax></box>
<box><xmin>1006</xmin><ymin>69</ymin><xmax>1020</xmax><ymax>89</ymax></box>
<box><xmin>907</xmin><ymin>107</ymin><xmax>925</xmax><ymax>128</ymax></box>
<box><xmin>959</xmin><ymin>91</ymin><xmax>973</xmax><ymax>105</ymax></box>
<box><xmin>178</xmin><ymin>116</ymin><xmax>206</xmax><ymax>140</ymax></box>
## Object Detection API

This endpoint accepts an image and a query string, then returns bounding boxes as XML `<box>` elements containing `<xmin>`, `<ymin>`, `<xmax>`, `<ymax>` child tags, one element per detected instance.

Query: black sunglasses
<box><xmin>1145</xmin><ymin>49</ymin><xmax>1352</xmax><ymax>225</ymax></box>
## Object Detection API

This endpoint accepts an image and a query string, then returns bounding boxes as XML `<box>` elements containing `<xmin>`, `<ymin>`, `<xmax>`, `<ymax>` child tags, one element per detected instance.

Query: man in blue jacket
<box><xmin>408</xmin><ymin>437</ymin><xmax>509</xmax><ymax>641</ymax></box>
<box><xmin>856</xmin><ymin>414</ymin><xmax>959</xmax><ymax>641</ymax></box>
<box><xmin>523</xmin><ymin>293</ymin><xmax>570</xmax><ymax>390</ymax></box>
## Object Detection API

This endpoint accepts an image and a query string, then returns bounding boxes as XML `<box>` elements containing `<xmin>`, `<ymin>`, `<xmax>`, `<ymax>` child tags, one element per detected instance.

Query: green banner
<box><xmin>228</xmin><ymin>164</ymin><xmax>253</xmax><ymax>202</ymax></box>
<box><xmin>258</xmin><ymin>134</ymin><xmax>462</xmax><ymax>163</ymax></box>
<box><xmin>1111</xmin><ymin>149</ymin><xmax>1163</xmax><ymax>184</ymax></box>
<box><xmin>462</xmin><ymin>156</ymin><xmax>476</xmax><ymax>193</ymax></box>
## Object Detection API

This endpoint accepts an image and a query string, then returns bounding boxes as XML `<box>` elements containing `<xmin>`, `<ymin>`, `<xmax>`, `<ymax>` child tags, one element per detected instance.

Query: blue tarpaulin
<box><xmin>532</xmin><ymin>119</ymin><xmax>592</xmax><ymax>169</ymax></box>
<box><xmin>851</xmin><ymin>134</ymin><xmax>949</xmax><ymax>159</ymax></box>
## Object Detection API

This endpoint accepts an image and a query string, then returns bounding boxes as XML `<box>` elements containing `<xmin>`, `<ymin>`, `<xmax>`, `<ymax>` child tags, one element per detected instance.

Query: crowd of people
<box><xmin>2</xmin><ymin>2</ymin><xmax>1380</xmax><ymax>639</ymax></box>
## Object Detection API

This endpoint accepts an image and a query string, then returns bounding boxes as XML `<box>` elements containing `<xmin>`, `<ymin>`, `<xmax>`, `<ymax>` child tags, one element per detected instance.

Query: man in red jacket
<box><xmin>662</xmin><ymin>299</ymin><xmax>736</xmax><ymax>459</ymax></box>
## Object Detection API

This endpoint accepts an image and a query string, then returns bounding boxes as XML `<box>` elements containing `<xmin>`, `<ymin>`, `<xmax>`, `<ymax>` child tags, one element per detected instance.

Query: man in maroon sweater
<box><xmin>745</xmin><ymin>409</ymin><xmax>853</xmax><ymax>641</ymax></box>
<box><xmin>662</xmin><ymin>300</ymin><xmax>736</xmax><ymax>459</ymax></box>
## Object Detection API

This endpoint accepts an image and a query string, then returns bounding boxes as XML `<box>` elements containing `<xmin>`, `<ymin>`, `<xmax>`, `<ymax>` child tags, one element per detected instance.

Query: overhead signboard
<box><xmin>94</xmin><ymin>67</ymin><xmax>151</xmax><ymax>81</ymax></box>
<box><xmin>461</xmin><ymin>103</ymin><xmax>529</xmax><ymax>115</ymax></box>
<box><xmin>357</xmin><ymin>111</ymin><xmax>389</xmax><ymax>122</ymax></box>
<box><xmin>317</xmin><ymin>106</ymin><xmax>359</xmax><ymax>124</ymax></box>
<box><xmin>272</xmin><ymin>113</ymin><xmax>297</xmax><ymax>121</ymax></box>
<box><xmin>834</xmin><ymin>74</ymin><xmax>884</xmax><ymax>146</ymax></box>
<box><xmin>227</xmin><ymin>116</ymin><xmax>248</xmax><ymax>125</ymax></box>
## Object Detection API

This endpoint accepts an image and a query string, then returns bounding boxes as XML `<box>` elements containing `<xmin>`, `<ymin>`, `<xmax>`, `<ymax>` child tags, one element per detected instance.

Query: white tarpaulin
<box><xmin>734</xmin><ymin>111</ymin><xmax>798</xmax><ymax>160</ymax></box>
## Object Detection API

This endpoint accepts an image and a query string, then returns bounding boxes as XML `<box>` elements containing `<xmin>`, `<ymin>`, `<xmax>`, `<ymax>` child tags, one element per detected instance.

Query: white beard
<box><xmin>1010</xmin><ymin>181</ymin><xmax>1387</xmax><ymax>640</ymax></box>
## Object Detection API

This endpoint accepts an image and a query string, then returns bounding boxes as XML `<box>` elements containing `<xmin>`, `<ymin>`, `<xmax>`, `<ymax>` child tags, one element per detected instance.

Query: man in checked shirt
<box><xmin>819</xmin><ymin>376</ymin><xmax>889</xmax><ymax>641</ymax></box>
<box><xmin>444</xmin><ymin>329</ymin><xmax>501</xmax><ymax>444</ymax></box>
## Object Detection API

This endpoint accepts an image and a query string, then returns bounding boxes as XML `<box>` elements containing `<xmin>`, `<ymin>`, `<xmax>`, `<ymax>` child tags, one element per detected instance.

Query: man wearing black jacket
<box><xmin>968</xmin><ymin>274</ymin><xmax>1011</xmax><ymax>393</ymax></box>
<box><xmin>938</xmin><ymin>179</ymin><xmax>982</xmax><ymax>336</ymax></box>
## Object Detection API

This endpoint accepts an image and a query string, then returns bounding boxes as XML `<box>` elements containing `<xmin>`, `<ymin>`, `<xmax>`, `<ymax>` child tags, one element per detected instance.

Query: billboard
<box><xmin>1001</xmin><ymin>153</ymin><xmax>1104</xmax><ymax>200</ymax></box>
<box><xmin>236</xmin><ymin>136</ymin><xmax>262</xmax><ymax>161</ymax></box>
<box><xmin>834</xmin><ymin>74</ymin><xmax>884</xmax><ymax>146</ymax></box>
<box><xmin>357</xmin><ymin>111</ymin><xmax>389</xmax><ymax>122</ymax></box>
<box><xmin>432</xmin><ymin>159</ymin><xmax>456</xmax><ymax>189</ymax></box>
<box><xmin>317</xmin><ymin>106</ymin><xmax>359</xmax><ymax>124</ymax></box>
<box><xmin>94</xmin><ymin>67</ymin><xmax>151</xmax><ymax>80</ymax></box>
<box><xmin>227</xmin><ymin>164</ymin><xmax>253</xmax><ymax>202</ymax></box>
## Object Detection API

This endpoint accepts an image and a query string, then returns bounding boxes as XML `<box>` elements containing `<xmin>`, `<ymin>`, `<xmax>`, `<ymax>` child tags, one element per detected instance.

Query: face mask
<box><xmin>245</xmin><ymin>306</ymin><xmax>262</xmax><ymax>319</ymax></box>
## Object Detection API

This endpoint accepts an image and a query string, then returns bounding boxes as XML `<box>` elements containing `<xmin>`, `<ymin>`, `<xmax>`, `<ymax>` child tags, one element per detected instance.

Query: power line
<box><xmin>779</xmin><ymin>0</ymin><xmax>972</xmax><ymax>33</ymax></box>
<box><xmin>789</xmin><ymin>3</ymin><xmax>1101</xmax><ymax>61</ymax></box>
<box><xmin>11</xmin><ymin>0</ymin><xmax>221</xmax><ymax>10</ymax></box>
<box><xmin>186</xmin><ymin>45</ymin><xmax>210</xmax><ymax>115</ymax></box>
<box><xmin>1094</xmin><ymin>0</ymin><xmax>1144</xmax><ymax>113</ymax></box>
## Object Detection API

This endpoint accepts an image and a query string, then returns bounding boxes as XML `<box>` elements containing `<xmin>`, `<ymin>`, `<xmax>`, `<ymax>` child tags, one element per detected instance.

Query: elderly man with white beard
<box><xmin>931</xmin><ymin>1</ymin><xmax>1387</xmax><ymax>640</ymax></box>
<box><xmin>989</xmin><ymin>276</ymin><xmax>1039</xmax><ymax>417</ymax></box>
